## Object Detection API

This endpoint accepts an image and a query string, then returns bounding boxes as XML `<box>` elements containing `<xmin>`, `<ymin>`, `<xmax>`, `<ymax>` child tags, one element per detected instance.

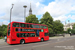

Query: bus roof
<box><xmin>10</xmin><ymin>21</ymin><xmax>47</xmax><ymax>26</ymax></box>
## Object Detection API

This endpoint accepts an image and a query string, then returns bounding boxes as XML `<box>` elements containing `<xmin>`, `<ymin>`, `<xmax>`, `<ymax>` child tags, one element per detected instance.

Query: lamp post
<box><xmin>23</xmin><ymin>5</ymin><xmax>27</xmax><ymax>22</ymax></box>
<box><xmin>10</xmin><ymin>4</ymin><xmax>14</xmax><ymax>23</ymax></box>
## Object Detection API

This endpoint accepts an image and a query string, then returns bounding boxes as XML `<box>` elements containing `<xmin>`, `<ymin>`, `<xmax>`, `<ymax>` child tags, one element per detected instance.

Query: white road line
<box><xmin>32</xmin><ymin>39</ymin><xmax>75</xmax><ymax>48</ymax></box>
<box><xmin>14</xmin><ymin>48</ymin><xmax>18</xmax><ymax>50</ymax></box>
<box><xmin>32</xmin><ymin>43</ymin><xmax>50</xmax><ymax>47</ymax></box>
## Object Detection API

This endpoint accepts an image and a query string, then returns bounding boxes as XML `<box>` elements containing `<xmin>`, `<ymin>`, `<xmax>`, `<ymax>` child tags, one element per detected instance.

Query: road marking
<box><xmin>0</xmin><ymin>38</ymin><xmax>75</xmax><ymax>49</ymax></box>
<box><xmin>32</xmin><ymin>39</ymin><xmax>75</xmax><ymax>48</ymax></box>
<box><xmin>32</xmin><ymin>43</ymin><xmax>50</xmax><ymax>47</ymax></box>
<box><xmin>14</xmin><ymin>48</ymin><xmax>18</xmax><ymax>50</ymax></box>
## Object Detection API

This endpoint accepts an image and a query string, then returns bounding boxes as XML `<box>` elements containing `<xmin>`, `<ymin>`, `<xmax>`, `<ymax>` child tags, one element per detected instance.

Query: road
<box><xmin>0</xmin><ymin>36</ymin><xmax>75</xmax><ymax>50</ymax></box>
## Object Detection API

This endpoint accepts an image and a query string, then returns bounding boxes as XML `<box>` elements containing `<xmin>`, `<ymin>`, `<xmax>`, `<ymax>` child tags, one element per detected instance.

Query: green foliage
<box><xmin>63</xmin><ymin>31</ymin><xmax>68</xmax><ymax>33</ymax></box>
<box><xmin>40</xmin><ymin>12</ymin><xmax>53</xmax><ymax>34</ymax></box>
<box><xmin>0</xmin><ymin>25</ymin><xmax>7</xmax><ymax>36</ymax></box>
<box><xmin>71</xmin><ymin>29</ymin><xmax>75</xmax><ymax>34</ymax></box>
<box><xmin>40</xmin><ymin>12</ymin><xmax>64</xmax><ymax>35</ymax></box>
<box><xmin>67</xmin><ymin>28</ymin><xmax>71</xmax><ymax>34</ymax></box>
<box><xmin>26</xmin><ymin>15</ymin><xmax>39</xmax><ymax>24</ymax></box>
<box><xmin>73</xmin><ymin>24</ymin><xmax>75</xmax><ymax>29</ymax></box>
<box><xmin>0</xmin><ymin>37</ymin><xmax>4</xmax><ymax>39</ymax></box>
<box><xmin>53</xmin><ymin>20</ymin><xmax>64</xmax><ymax>34</ymax></box>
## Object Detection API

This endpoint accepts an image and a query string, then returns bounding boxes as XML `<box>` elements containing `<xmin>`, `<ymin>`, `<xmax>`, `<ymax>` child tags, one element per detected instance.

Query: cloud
<box><xmin>43</xmin><ymin>0</ymin><xmax>75</xmax><ymax>17</ymax></box>
<box><xmin>70</xmin><ymin>15</ymin><xmax>75</xmax><ymax>20</ymax></box>
<box><xmin>0</xmin><ymin>0</ymin><xmax>45</xmax><ymax>23</ymax></box>
<box><xmin>0</xmin><ymin>0</ymin><xmax>75</xmax><ymax>25</ymax></box>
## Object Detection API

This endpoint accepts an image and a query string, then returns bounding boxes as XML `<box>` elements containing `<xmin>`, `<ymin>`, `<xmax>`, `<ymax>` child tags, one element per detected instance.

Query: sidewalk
<box><xmin>0</xmin><ymin>39</ymin><xmax>5</xmax><ymax>44</ymax></box>
<box><xmin>49</xmin><ymin>35</ymin><xmax>75</xmax><ymax>39</ymax></box>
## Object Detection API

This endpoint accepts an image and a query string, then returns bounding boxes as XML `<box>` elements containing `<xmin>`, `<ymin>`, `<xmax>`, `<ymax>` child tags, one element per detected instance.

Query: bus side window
<box><xmin>20</xmin><ymin>23</ymin><xmax>26</xmax><ymax>27</ymax></box>
<box><xmin>30</xmin><ymin>24</ymin><xmax>34</xmax><ymax>28</ymax></box>
<box><xmin>30</xmin><ymin>33</ymin><xmax>35</xmax><ymax>37</ymax></box>
<box><xmin>20</xmin><ymin>33</ymin><xmax>25</xmax><ymax>37</ymax></box>
<box><xmin>13</xmin><ymin>23</ymin><xmax>19</xmax><ymax>27</ymax></box>
<box><xmin>27</xmin><ymin>24</ymin><xmax>29</xmax><ymax>28</ymax></box>
<box><xmin>44</xmin><ymin>26</ymin><xmax>47</xmax><ymax>29</ymax></box>
<box><xmin>17</xmin><ymin>33</ymin><xmax>19</xmax><ymax>37</ymax></box>
<box><xmin>27</xmin><ymin>33</ymin><xmax>29</xmax><ymax>37</ymax></box>
<box><xmin>8</xmin><ymin>30</ymin><xmax>10</xmax><ymax>36</ymax></box>
<box><xmin>40</xmin><ymin>25</ymin><xmax>43</xmax><ymax>28</ymax></box>
<box><xmin>45</xmin><ymin>33</ymin><xmax>49</xmax><ymax>36</ymax></box>
<box><xmin>8</xmin><ymin>24</ymin><xmax>11</xmax><ymax>29</ymax></box>
<box><xmin>35</xmin><ymin>25</ymin><xmax>39</xmax><ymax>28</ymax></box>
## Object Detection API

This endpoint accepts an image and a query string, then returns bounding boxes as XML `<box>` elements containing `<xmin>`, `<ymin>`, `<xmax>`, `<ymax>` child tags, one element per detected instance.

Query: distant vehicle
<box><xmin>7</xmin><ymin>21</ymin><xmax>49</xmax><ymax>44</ymax></box>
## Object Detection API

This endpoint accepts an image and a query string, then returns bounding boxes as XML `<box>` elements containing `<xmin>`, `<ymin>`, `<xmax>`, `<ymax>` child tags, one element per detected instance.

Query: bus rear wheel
<box><xmin>41</xmin><ymin>38</ymin><xmax>44</xmax><ymax>42</ymax></box>
<box><xmin>20</xmin><ymin>39</ymin><xmax>25</xmax><ymax>44</ymax></box>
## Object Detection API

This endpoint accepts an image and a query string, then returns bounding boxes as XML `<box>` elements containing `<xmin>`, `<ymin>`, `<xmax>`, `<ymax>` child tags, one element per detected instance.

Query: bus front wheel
<box><xmin>41</xmin><ymin>38</ymin><xmax>44</xmax><ymax>42</ymax></box>
<box><xmin>20</xmin><ymin>39</ymin><xmax>25</xmax><ymax>44</ymax></box>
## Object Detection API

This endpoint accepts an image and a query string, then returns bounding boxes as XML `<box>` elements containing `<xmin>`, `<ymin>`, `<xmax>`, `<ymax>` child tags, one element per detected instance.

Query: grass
<box><xmin>0</xmin><ymin>37</ymin><xmax>4</xmax><ymax>39</ymax></box>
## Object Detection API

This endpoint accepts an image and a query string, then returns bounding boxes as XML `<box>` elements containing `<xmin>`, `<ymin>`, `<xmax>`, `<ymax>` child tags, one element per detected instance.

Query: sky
<box><xmin>0</xmin><ymin>0</ymin><xmax>75</xmax><ymax>25</ymax></box>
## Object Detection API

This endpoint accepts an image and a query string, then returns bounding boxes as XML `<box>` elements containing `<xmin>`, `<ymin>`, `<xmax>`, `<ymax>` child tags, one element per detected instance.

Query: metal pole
<box><xmin>23</xmin><ymin>5</ymin><xmax>27</xmax><ymax>22</ymax></box>
<box><xmin>24</xmin><ymin>8</ymin><xmax>25</xmax><ymax>22</ymax></box>
<box><xmin>24</xmin><ymin>8</ymin><xmax>26</xmax><ymax>22</ymax></box>
<box><xmin>10</xmin><ymin>8</ymin><xmax>12</xmax><ymax>23</ymax></box>
<box><xmin>10</xmin><ymin>4</ymin><xmax>14</xmax><ymax>23</ymax></box>
<box><xmin>25</xmin><ymin>8</ymin><xmax>26</xmax><ymax>22</ymax></box>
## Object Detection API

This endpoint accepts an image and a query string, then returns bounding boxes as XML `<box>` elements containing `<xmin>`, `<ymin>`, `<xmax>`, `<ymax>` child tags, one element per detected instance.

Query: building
<box><xmin>29</xmin><ymin>3</ymin><xmax>32</xmax><ymax>15</ymax></box>
<box><xmin>64</xmin><ymin>22</ymin><xmax>75</xmax><ymax>31</ymax></box>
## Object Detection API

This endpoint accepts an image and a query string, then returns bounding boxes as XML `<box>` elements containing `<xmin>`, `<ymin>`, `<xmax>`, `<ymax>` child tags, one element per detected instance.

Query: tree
<box><xmin>26</xmin><ymin>15</ymin><xmax>39</xmax><ymax>24</ymax></box>
<box><xmin>53</xmin><ymin>20</ymin><xmax>63</xmax><ymax>34</ymax></box>
<box><xmin>71</xmin><ymin>24</ymin><xmax>75</xmax><ymax>34</ymax></box>
<box><xmin>67</xmin><ymin>28</ymin><xmax>71</xmax><ymax>34</ymax></box>
<box><xmin>40</xmin><ymin>12</ymin><xmax>53</xmax><ymax>34</ymax></box>
<box><xmin>0</xmin><ymin>25</ymin><xmax>7</xmax><ymax>36</ymax></box>
<box><xmin>73</xmin><ymin>24</ymin><xmax>75</xmax><ymax>29</ymax></box>
<box><xmin>71</xmin><ymin>29</ymin><xmax>75</xmax><ymax>34</ymax></box>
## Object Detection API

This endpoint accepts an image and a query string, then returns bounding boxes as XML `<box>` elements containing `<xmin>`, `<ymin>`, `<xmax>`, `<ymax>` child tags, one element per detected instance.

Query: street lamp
<box><xmin>10</xmin><ymin>4</ymin><xmax>14</xmax><ymax>23</ymax></box>
<box><xmin>23</xmin><ymin>5</ymin><xmax>27</xmax><ymax>22</ymax></box>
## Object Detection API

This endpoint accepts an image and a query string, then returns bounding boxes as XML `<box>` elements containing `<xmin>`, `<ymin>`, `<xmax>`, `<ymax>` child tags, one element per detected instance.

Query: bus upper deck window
<box><xmin>20</xmin><ymin>23</ymin><xmax>26</xmax><ymax>27</ymax></box>
<box><xmin>44</xmin><ymin>26</ymin><xmax>47</xmax><ymax>29</ymax></box>
<box><xmin>30</xmin><ymin>24</ymin><xmax>34</xmax><ymax>28</ymax></box>
<box><xmin>27</xmin><ymin>24</ymin><xmax>29</xmax><ymax>28</ymax></box>
<box><xmin>35</xmin><ymin>25</ymin><xmax>39</xmax><ymax>28</ymax></box>
<box><xmin>40</xmin><ymin>25</ymin><xmax>43</xmax><ymax>28</ymax></box>
<box><xmin>13</xmin><ymin>23</ymin><xmax>19</xmax><ymax>27</ymax></box>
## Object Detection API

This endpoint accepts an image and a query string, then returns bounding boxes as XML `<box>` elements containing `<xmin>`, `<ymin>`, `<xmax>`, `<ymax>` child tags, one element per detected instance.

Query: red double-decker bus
<box><xmin>7</xmin><ymin>21</ymin><xmax>49</xmax><ymax>44</ymax></box>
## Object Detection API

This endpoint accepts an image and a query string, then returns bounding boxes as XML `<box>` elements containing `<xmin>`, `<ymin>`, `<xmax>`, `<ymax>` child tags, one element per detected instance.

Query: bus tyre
<box><xmin>41</xmin><ymin>38</ymin><xmax>44</xmax><ymax>42</ymax></box>
<box><xmin>20</xmin><ymin>39</ymin><xmax>25</xmax><ymax>44</ymax></box>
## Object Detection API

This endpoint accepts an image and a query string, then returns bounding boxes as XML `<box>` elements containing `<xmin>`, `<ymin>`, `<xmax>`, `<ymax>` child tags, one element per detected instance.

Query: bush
<box><xmin>71</xmin><ymin>29</ymin><xmax>75</xmax><ymax>34</ymax></box>
<box><xmin>0</xmin><ymin>37</ymin><xmax>4</xmax><ymax>39</ymax></box>
<box><xmin>67</xmin><ymin>28</ymin><xmax>71</xmax><ymax>34</ymax></box>
<box><xmin>63</xmin><ymin>31</ymin><xmax>68</xmax><ymax>33</ymax></box>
